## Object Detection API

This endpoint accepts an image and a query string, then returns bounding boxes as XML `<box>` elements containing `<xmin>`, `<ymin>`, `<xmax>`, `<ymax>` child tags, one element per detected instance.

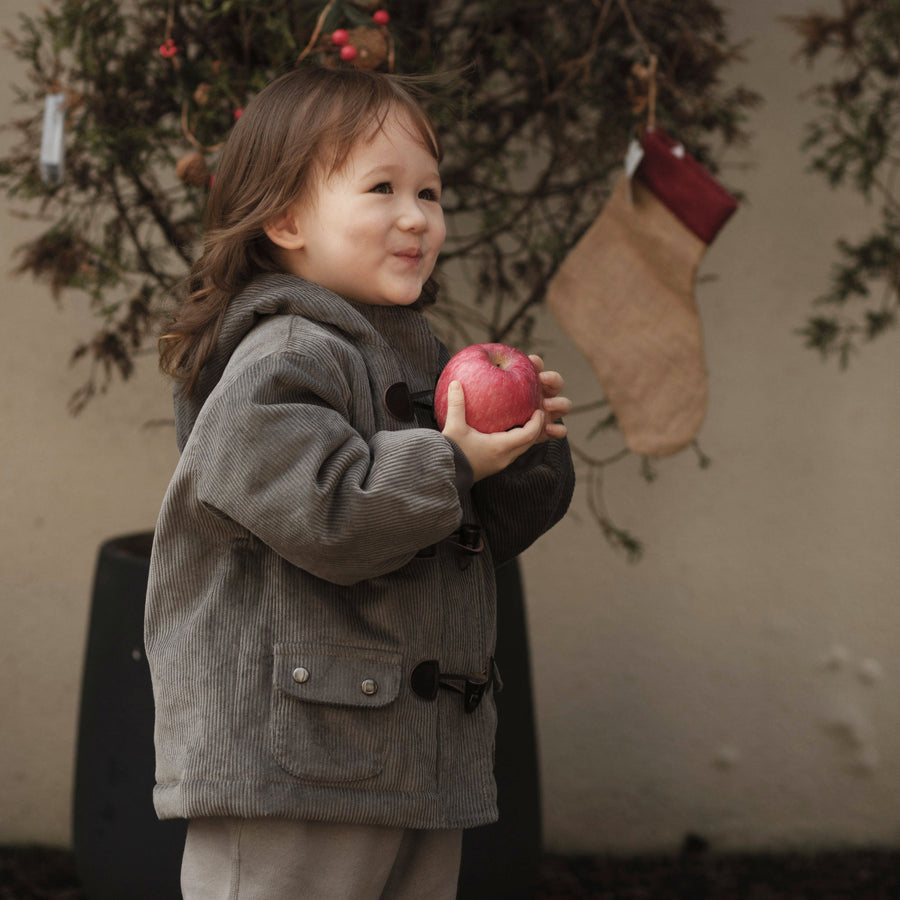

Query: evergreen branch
<box><xmin>122</xmin><ymin>162</ymin><xmax>193</xmax><ymax>267</ymax></box>
<box><xmin>108</xmin><ymin>176</ymin><xmax>176</xmax><ymax>293</ymax></box>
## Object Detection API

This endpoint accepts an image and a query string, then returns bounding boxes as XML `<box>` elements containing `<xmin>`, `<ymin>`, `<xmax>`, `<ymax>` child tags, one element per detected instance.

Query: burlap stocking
<box><xmin>547</xmin><ymin>129</ymin><xmax>737</xmax><ymax>457</ymax></box>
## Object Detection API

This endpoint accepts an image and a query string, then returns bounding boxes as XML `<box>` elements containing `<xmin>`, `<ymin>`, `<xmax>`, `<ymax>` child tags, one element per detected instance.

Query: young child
<box><xmin>147</xmin><ymin>65</ymin><xmax>574</xmax><ymax>899</ymax></box>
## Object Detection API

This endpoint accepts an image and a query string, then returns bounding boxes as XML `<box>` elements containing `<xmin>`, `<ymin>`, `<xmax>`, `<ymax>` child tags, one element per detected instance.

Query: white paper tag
<box><xmin>624</xmin><ymin>138</ymin><xmax>644</xmax><ymax>179</ymax></box>
<box><xmin>623</xmin><ymin>138</ymin><xmax>644</xmax><ymax>206</ymax></box>
<box><xmin>40</xmin><ymin>94</ymin><xmax>66</xmax><ymax>185</ymax></box>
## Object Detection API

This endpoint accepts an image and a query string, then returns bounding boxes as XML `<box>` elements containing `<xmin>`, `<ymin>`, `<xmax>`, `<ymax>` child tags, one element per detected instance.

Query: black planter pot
<box><xmin>73</xmin><ymin>534</ymin><xmax>541</xmax><ymax>899</ymax></box>
<box><xmin>458</xmin><ymin>557</ymin><xmax>543</xmax><ymax>899</ymax></box>
<box><xmin>73</xmin><ymin>534</ymin><xmax>186</xmax><ymax>900</ymax></box>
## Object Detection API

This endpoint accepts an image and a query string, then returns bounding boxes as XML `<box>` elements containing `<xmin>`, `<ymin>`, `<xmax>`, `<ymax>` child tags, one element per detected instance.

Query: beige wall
<box><xmin>3</xmin><ymin>0</ymin><xmax>900</xmax><ymax>855</ymax></box>
<box><xmin>524</xmin><ymin>1</ymin><xmax>900</xmax><ymax>854</ymax></box>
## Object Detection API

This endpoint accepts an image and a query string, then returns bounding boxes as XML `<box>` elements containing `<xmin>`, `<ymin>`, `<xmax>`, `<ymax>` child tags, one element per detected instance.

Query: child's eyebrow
<box><xmin>359</xmin><ymin>163</ymin><xmax>401</xmax><ymax>178</ymax></box>
<box><xmin>358</xmin><ymin>163</ymin><xmax>442</xmax><ymax>183</ymax></box>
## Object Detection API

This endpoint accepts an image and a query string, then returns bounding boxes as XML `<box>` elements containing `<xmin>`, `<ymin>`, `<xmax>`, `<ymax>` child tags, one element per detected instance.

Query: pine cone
<box><xmin>347</xmin><ymin>26</ymin><xmax>388</xmax><ymax>70</ymax></box>
<box><xmin>175</xmin><ymin>151</ymin><xmax>210</xmax><ymax>186</ymax></box>
<box><xmin>193</xmin><ymin>83</ymin><xmax>211</xmax><ymax>106</ymax></box>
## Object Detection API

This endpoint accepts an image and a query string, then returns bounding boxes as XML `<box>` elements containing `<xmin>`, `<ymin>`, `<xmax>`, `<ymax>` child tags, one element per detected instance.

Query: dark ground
<box><xmin>4</xmin><ymin>844</ymin><xmax>900</xmax><ymax>899</ymax></box>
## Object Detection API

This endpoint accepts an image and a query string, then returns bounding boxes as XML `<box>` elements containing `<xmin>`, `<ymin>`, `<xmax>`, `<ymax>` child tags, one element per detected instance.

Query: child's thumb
<box><xmin>442</xmin><ymin>381</ymin><xmax>466</xmax><ymax>428</ymax></box>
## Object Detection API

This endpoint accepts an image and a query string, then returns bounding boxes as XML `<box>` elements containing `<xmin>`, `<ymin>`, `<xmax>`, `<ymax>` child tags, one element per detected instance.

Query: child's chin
<box><xmin>383</xmin><ymin>290</ymin><xmax>423</xmax><ymax>306</ymax></box>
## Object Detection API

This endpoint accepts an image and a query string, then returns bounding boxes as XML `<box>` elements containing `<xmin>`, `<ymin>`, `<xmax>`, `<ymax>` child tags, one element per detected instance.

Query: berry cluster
<box><xmin>166</xmin><ymin>4</ymin><xmax>393</xmax><ymax>192</ymax></box>
<box><xmin>330</xmin><ymin>9</ymin><xmax>389</xmax><ymax>62</ymax></box>
<box><xmin>159</xmin><ymin>37</ymin><xmax>178</xmax><ymax>59</ymax></box>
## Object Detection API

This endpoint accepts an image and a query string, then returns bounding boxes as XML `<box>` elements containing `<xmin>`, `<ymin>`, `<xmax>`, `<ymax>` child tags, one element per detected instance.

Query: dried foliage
<box><xmin>786</xmin><ymin>0</ymin><xmax>900</xmax><ymax>366</ymax></box>
<box><xmin>0</xmin><ymin>0</ymin><xmax>758</xmax><ymax>553</ymax></box>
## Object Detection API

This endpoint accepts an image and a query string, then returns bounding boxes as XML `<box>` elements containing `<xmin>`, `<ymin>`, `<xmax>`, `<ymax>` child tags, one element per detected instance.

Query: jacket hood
<box><xmin>173</xmin><ymin>273</ymin><xmax>426</xmax><ymax>451</ymax></box>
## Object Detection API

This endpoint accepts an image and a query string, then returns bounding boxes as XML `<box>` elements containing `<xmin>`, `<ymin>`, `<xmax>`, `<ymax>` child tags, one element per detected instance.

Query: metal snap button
<box><xmin>361</xmin><ymin>678</ymin><xmax>378</xmax><ymax>696</ymax></box>
<box><xmin>292</xmin><ymin>667</ymin><xmax>310</xmax><ymax>684</ymax></box>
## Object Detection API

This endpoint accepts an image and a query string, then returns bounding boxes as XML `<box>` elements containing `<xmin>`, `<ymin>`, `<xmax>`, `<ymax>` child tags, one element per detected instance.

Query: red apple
<box><xmin>434</xmin><ymin>342</ymin><xmax>542</xmax><ymax>433</ymax></box>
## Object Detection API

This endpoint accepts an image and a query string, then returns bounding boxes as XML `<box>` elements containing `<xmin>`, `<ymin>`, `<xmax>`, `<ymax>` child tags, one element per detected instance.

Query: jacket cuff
<box><xmin>445</xmin><ymin>438</ymin><xmax>474</xmax><ymax>495</ymax></box>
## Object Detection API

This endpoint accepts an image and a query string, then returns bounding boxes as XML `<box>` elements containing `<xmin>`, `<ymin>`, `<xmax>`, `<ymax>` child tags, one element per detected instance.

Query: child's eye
<box><xmin>370</xmin><ymin>182</ymin><xmax>393</xmax><ymax>194</ymax></box>
<box><xmin>418</xmin><ymin>188</ymin><xmax>440</xmax><ymax>202</ymax></box>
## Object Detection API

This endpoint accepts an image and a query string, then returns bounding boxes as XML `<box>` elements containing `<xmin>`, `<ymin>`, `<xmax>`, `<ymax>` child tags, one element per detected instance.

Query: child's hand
<box><xmin>529</xmin><ymin>355</ymin><xmax>572</xmax><ymax>443</ymax></box>
<box><xmin>441</xmin><ymin>381</ymin><xmax>545</xmax><ymax>482</ymax></box>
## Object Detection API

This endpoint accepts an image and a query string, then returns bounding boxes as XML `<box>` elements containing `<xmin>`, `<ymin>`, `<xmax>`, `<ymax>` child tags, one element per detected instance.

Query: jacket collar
<box><xmin>174</xmin><ymin>274</ymin><xmax>434</xmax><ymax>450</ymax></box>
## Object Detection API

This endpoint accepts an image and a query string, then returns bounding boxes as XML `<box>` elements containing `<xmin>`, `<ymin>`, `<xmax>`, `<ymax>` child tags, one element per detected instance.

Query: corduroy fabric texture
<box><xmin>145</xmin><ymin>274</ymin><xmax>574</xmax><ymax>831</ymax></box>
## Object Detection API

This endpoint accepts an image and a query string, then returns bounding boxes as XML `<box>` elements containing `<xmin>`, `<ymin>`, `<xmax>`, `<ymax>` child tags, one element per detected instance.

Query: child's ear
<box><xmin>264</xmin><ymin>206</ymin><xmax>305</xmax><ymax>251</ymax></box>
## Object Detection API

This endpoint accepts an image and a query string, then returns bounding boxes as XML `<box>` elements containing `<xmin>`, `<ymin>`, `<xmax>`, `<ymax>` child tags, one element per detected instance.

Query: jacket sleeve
<box><xmin>471</xmin><ymin>435</ymin><xmax>575</xmax><ymax>567</ymax></box>
<box><xmin>190</xmin><ymin>349</ymin><xmax>465</xmax><ymax>585</ymax></box>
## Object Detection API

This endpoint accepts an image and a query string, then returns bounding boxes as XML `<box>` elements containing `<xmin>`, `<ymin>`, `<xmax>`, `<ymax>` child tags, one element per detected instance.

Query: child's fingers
<box><xmin>538</xmin><ymin>369</ymin><xmax>565</xmax><ymax>398</ymax></box>
<box><xmin>543</xmin><ymin>419</ymin><xmax>568</xmax><ymax>440</ymax></box>
<box><xmin>489</xmin><ymin>408</ymin><xmax>544</xmax><ymax>454</ymax></box>
<box><xmin>543</xmin><ymin>394</ymin><xmax>573</xmax><ymax>418</ymax></box>
<box><xmin>515</xmin><ymin>406</ymin><xmax>545</xmax><ymax>442</ymax></box>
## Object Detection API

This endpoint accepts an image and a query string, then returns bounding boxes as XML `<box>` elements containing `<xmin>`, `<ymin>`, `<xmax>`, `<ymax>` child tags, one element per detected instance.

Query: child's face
<box><xmin>273</xmin><ymin>108</ymin><xmax>446</xmax><ymax>307</ymax></box>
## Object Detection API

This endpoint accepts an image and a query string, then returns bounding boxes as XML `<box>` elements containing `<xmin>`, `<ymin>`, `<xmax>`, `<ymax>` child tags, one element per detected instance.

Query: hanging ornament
<box><xmin>296</xmin><ymin>0</ymin><xmax>394</xmax><ymax>71</ymax></box>
<box><xmin>546</xmin><ymin>58</ymin><xmax>737</xmax><ymax>458</ymax></box>
<box><xmin>175</xmin><ymin>151</ymin><xmax>210</xmax><ymax>187</ymax></box>
<box><xmin>193</xmin><ymin>83</ymin><xmax>211</xmax><ymax>106</ymax></box>
<box><xmin>39</xmin><ymin>93</ymin><xmax>67</xmax><ymax>185</ymax></box>
<box><xmin>345</xmin><ymin>26</ymin><xmax>388</xmax><ymax>70</ymax></box>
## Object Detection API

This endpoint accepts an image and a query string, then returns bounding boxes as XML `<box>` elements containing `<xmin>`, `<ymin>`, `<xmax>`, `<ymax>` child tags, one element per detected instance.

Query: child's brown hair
<box><xmin>159</xmin><ymin>66</ymin><xmax>442</xmax><ymax>396</ymax></box>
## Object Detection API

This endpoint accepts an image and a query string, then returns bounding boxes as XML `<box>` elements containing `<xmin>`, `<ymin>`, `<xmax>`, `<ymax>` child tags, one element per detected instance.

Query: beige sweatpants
<box><xmin>180</xmin><ymin>817</ymin><xmax>463</xmax><ymax>900</ymax></box>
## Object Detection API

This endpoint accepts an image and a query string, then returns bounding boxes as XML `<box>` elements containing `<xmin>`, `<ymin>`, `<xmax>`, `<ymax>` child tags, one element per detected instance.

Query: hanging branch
<box><xmin>787</xmin><ymin>0</ymin><xmax>900</xmax><ymax>364</ymax></box>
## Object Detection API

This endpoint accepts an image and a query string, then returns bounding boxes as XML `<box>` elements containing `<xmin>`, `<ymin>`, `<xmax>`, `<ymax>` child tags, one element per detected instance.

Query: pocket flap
<box><xmin>273</xmin><ymin>643</ymin><xmax>402</xmax><ymax>709</ymax></box>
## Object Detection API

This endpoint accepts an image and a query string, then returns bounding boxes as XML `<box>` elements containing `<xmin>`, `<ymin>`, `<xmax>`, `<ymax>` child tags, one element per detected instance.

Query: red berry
<box><xmin>233</xmin><ymin>108</ymin><xmax>243</xmax><ymax>121</ymax></box>
<box><xmin>159</xmin><ymin>38</ymin><xmax>178</xmax><ymax>58</ymax></box>
<box><xmin>331</xmin><ymin>28</ymin><xmax>349</xmax><ymax>46</ymax></box>
<box><xmin>373</xmin><ymin>9</ymin><xmax>390</xmax><ymax>25</ymax></box>
<box><xmin>340</xmin><ymin>44</ymin><xmax>358</xmax><ymax>61</ymax></box>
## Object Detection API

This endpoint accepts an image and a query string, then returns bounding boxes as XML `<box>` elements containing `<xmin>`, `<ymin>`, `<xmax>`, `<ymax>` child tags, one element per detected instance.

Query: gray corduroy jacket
<box><xmin>145</xmin><ymin>273</ymin><xmax>574</xmax><ymax>830</ymax></box>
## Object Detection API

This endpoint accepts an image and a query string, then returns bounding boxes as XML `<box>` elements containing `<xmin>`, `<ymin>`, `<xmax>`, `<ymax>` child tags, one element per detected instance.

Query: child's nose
<box><xmin>397</xmin><ymin>198</ymin><xmax>428</xmax><ymax>231</ymax></box>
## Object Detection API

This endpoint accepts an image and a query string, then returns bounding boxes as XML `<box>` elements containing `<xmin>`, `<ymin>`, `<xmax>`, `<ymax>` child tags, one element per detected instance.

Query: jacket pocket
<box><xmin>271</xmin><ymin>642</ymin><xmax>402</xmax><ymax>783</ymax></box>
